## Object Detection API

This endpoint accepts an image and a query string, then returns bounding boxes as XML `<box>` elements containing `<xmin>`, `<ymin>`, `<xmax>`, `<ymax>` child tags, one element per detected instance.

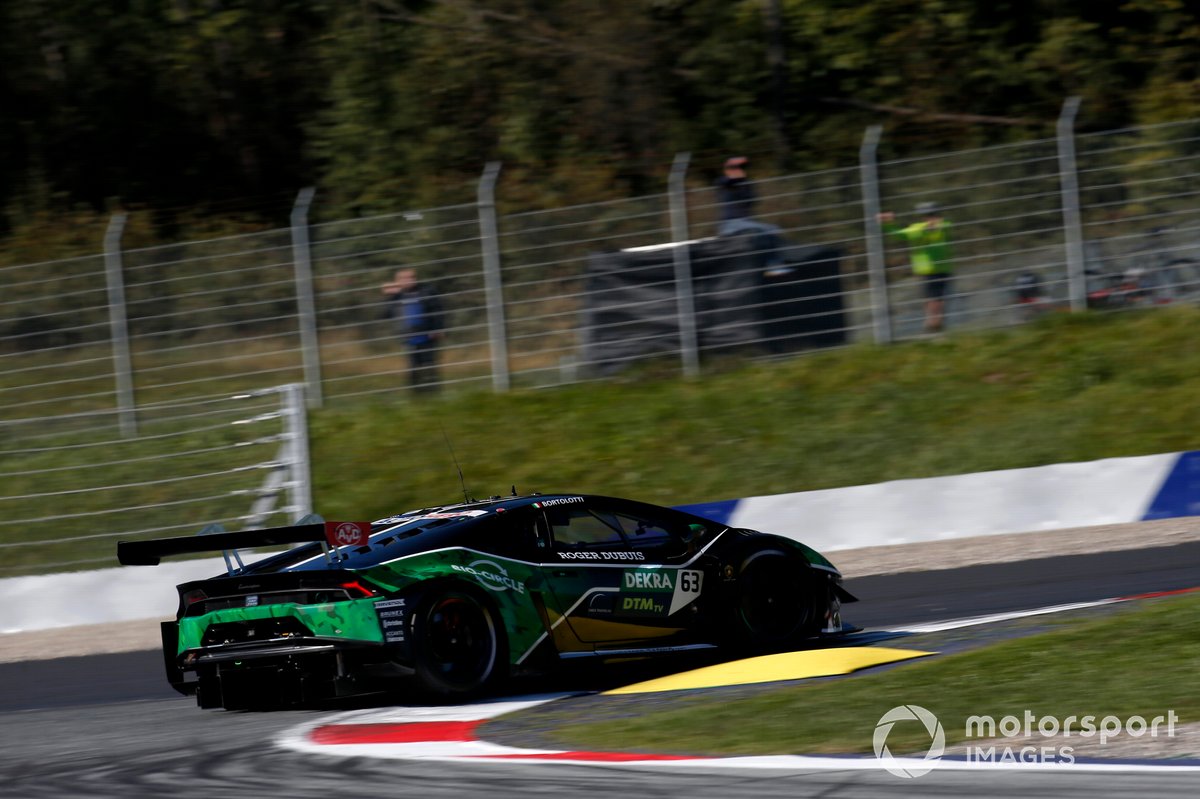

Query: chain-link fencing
<box><xmin>4</xmin><ymin>106</ymin><xmax>1200</xmax><ymax>575</ymax></box>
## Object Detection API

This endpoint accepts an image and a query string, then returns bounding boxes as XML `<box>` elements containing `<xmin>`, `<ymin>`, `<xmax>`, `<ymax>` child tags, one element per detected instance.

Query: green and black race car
<box><xmin>117</xmin><ymin>493</ymin><xmax>856</xmax><ymax>710</ymax></box>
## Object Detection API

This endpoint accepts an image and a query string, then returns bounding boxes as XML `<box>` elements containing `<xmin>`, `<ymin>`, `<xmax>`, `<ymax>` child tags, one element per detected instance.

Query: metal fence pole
<box><xmin>668</xmin><ymin>152</ymin><xmax>700</xmax><ymax>377</ymax></box>
<box><xmin>1057</xmin><ymin>97</ymin><xmax>1087</xmax><ymax>312</ymax></box>
<box><xmin>859</xmin><ymin>125</ymin><xmax>893</xmax><ymax>344</ymax></box>
<box><xmin>290</xmin><ymin>187</ymin><xmax>323</xmax><ymax>408</ymax></box>
<box><xmin>282</xmin><ymin>383</ymin><xmax>313</xmax><ymax>518</ymax></box>
<box><xmin>478</xmin><ymin>161</ymin><xmax>510</xmax><ymax>392</ymax></box>
<box><xmin>103</xmin><ymin>213</ymin><xmax>138</xmax><ymax>437</ymax></box>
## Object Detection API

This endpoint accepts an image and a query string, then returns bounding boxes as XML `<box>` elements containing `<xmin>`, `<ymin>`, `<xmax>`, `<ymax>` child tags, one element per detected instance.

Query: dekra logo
<box><xmin>624</xmin><ymin>570</ymin><xmax>673</xmax><ymax>591</ymax></box>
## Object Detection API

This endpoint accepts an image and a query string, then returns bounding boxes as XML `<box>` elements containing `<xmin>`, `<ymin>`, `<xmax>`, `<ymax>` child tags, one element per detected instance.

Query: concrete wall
<box><xmin>679</xmin><ymin>451</ymin><xmax>1200</xmax><ymax>554</ymax></box>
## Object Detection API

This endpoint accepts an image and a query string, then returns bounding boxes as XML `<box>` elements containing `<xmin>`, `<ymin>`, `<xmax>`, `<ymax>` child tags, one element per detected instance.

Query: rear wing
<box><xmin>116</xmin><ymin>520</ymin><xmax>372</xmax><ymax>567</ymax></box>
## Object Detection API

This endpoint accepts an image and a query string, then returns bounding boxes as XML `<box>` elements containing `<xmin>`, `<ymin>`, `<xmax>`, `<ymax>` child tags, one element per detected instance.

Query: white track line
<box><xmin>888</xmin><ymin>598</ymin><xmax>1122</xmax><ymax>634</ymax></box>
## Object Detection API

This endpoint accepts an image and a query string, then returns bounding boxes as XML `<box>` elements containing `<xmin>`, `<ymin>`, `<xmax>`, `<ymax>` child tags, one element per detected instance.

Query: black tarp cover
<box><xmin>580</xmin><ymin>233</ymin><xmax>845</xmax><ymax>374</ymax></box>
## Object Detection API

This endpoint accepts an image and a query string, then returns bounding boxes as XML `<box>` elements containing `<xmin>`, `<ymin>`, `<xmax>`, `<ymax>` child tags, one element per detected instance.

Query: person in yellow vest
<box><xmin>879</xmin><ymin>201</ymin><xmax>954</xmax><ymax>333</ymax></box>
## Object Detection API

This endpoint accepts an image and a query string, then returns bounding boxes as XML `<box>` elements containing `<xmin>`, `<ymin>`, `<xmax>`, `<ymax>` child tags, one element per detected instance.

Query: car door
<box><xmin>539</xmin><ymin>498</ymin><xmax>702</xmax><ymax>646</ymax></box>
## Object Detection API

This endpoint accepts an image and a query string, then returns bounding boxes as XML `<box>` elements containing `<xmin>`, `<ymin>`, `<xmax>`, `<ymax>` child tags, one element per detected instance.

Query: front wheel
<box><xmin>411</xmin><ymin>587</ymin><xmax>505</xmax><ymax>696</ymax></box>
<box><xmin>729</xmin><ymin>550</ymin><xmax>821</xmax><ymax>652</ymax></box>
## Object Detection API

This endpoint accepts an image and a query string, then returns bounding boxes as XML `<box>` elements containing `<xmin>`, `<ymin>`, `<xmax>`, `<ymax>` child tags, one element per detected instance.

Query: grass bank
<box><xmin>309</xmin><ymin>306</ymin><xmax>1200</xmax><ymax>521</ymax></box>
<box><xmin>525</xmin><ymin>592</ymin><xmax>1200</xmax><ymax>755</ymax></box>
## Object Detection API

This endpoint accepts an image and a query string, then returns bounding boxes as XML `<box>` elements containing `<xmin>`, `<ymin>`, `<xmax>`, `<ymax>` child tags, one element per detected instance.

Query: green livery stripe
<box><xmin>177</xmin><ymin>596</ymin><xmax>385</xmax><ymax>653</ymax></box>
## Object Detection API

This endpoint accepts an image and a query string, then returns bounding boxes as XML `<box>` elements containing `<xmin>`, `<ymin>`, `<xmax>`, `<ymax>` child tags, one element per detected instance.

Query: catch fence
<box><xmin>3</xmin><ymin>102</ymin><xmax>1200</xmax><ymax>575</ymax></box>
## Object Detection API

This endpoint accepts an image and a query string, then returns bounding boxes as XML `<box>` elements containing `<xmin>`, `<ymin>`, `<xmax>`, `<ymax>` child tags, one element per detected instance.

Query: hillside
<box><xmin>5</xmin><ymin>2</ymin><xmax>1199</xmax><ymax>247</ymax></box>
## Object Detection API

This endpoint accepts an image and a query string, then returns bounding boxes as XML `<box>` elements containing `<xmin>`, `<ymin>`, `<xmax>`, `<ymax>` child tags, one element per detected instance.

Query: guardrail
<box><xmin>0</xmin><ymin>384</ymin><xmax>311</xmax><ymax>576</ymax></box>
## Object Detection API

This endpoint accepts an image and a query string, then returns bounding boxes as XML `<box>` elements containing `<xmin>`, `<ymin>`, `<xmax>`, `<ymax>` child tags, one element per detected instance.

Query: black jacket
<box><xmin>715</xmin><ymin>175</ymin><xmax>757</xmax><ymax>222</ymax></box>
<box><xmin>383</xmin><ymin>284</ymin><xmax>445</xmax><ymax>345</ymax></box>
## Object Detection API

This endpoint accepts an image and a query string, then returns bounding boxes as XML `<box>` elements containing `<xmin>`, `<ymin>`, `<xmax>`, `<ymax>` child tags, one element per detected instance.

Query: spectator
<box><xmin>879</xmin><ymin>201</ymin><xmax>954</xmax><ymax>333</ymax></box>
<box><xmin>382</xmin><ymin>268</ymin><xmax>445</xmax><ymax>393</ymax></box>
<box><xmin>715</xmin><ymin>155</ymin><xmax>757</xmax><ymax>228</ymax></box>
<box><xmin>714</xmin><ymin>155</ymin><xmax>785</xmax><ymax>269</ymax></box>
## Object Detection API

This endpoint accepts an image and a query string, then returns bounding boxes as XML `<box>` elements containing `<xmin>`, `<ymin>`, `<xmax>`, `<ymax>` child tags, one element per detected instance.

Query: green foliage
<box><xmin>306</xmin><ymin>307</ymin><xmax>1200</xmax><ymax>522</ymax></box>
<box><xmin>5</xmin><ymin>0</ymin><xmax>1200</xmax><ymax>241</ymax></box>
<box><xmin>1</xmin><ymin>0</ymin><xmax>328</xmax><ymax>228</ymax></box>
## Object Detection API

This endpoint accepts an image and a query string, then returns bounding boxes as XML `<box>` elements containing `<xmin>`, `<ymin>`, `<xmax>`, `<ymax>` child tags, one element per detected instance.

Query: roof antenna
<box><xmin>511</xmin><ymin>485</ymin><xmax>518</xmax><ymax>497</ymax></box>
<box><xmin>439</xmin><ymin>422</ymin><xmax>472</xmax><ymax>503</ymax></box>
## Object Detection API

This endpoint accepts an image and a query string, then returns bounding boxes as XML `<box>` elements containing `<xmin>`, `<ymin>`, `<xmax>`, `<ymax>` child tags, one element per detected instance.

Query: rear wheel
<box><xmin>730</xmin><ymin>550</ymin><xmax>820</xmax><ymax>651</ymax></box>
<box><xmin>411</xmin><ymin>587</ymin><xmax>505</xmax><ymax>696</ymax></box>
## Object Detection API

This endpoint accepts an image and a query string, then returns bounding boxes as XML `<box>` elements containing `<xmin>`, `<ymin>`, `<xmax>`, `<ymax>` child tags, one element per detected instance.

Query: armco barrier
<box><xmin>3</xmin><ymin>451</ymin><xmax>1199</xmax><ymax>633</ymax></box>
<box><xmin>0</xmin><ymin>556</ymin><xmax>226</xmax><ymax>634</ymax></box>
<box><xmin>679</xmin><ymin>451</ymin><xmax>1200</xmax><ymax>554</ymax></box>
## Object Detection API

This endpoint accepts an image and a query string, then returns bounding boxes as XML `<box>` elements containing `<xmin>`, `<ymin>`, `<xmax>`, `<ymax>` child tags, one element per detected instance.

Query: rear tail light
<box><xmin>182</xmin><ymin>589</ymin><xmax>207</xmax><ymax>607</ymax></box>
<box><xmin>340</xmin><ymin>580</ymin><xmax>376</xmax><ymax>598</ymax></box>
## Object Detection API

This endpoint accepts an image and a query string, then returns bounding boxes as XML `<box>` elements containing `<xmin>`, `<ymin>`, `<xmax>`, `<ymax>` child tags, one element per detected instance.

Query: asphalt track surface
<box><xmin>3</xmin><ymin>540</ymin><xmax>1200</xmax><ymax>798</ymax></box>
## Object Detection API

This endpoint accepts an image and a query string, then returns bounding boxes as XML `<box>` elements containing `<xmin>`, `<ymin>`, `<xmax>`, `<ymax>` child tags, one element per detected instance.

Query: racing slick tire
<box><xmin>728</xmin><ymin>549</ymin><xmax>822</xmax><ymax>652</ymax></box>
<box><xmin>410</xmin><ymin>585</ymin><xmax>507</xmax><ymax>697</ymax></box>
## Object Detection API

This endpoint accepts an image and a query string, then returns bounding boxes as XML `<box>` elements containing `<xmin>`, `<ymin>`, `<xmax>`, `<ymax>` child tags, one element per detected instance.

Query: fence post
<box><xmin>859</xmin><ymin>125</ymin><xmax>893</xmax><ymax>344</ymax></box>
<box><xmin>290</xmin><ymin>187</ymin><xmax>323</xmax><ymax>408</ymax></box>
<box><xmin>478</xmin><ymin>161</ymin><xmax>510</xmax><ymax>392</ymax></box>
<box><xmin>282</xmin><ymin>383</ymin><xmax>313</xmax><ymax>518</ymax></box>
<box><xmin>103</xmin><ymin>213</ymin><xmax>138</xmax><ymax>437</ymax></box>
<box><xmin>1057</xmin><ymin>97</ymin><xmax>1087</xmax><ymax>312</ymax></box>
<box><xmin>669</xmin><ymin>152</ymin><xmax>700</xmax><ymax>377</ymax></box>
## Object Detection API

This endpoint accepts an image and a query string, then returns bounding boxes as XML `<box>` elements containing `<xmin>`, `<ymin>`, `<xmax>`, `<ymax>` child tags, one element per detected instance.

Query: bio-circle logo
<box><xmin>872</xmin><ymin>705</ymin><xmax>945</xmax><ymax>778</ymax></box>
<box><xmin>469</xmin><ymin>559</ymin><xmax>510</xmax><ymax>592</ymax></box>
<box><xmin>450</xmin><ymin>559</ymin><xmax>526</xmax><ymax>594</ymax></box>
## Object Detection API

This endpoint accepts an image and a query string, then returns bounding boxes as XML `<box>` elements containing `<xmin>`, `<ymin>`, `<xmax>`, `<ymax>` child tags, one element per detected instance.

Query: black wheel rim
<box><xmin>424</xmin><ymin>594</ymin><xmax>496</xmax><ymax>689</ymax></box>
<box><xmin>739</xmin><ymin>556</ymin><xmax>809</xmax><ymax>641</ymax></box>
